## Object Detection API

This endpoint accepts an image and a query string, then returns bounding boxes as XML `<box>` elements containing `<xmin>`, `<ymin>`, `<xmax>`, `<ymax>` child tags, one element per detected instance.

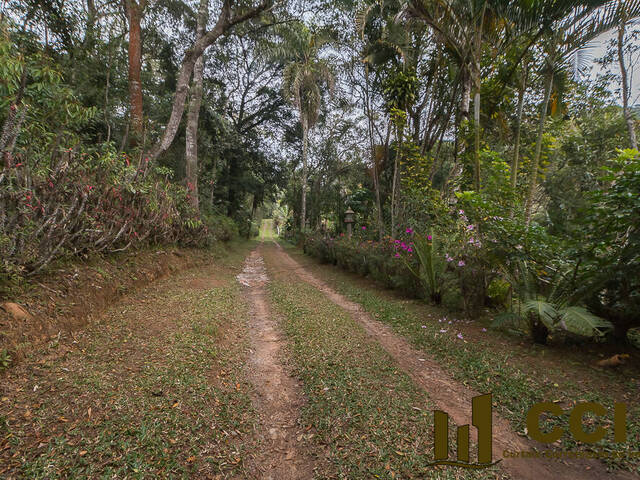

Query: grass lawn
<box><xmin>264</xmin><ymin>246</ymin><xmax>506</xmax><ymax>479</ymax></box>
<box><xmin>0</xmin><ymin>243</ymin><xmax>258</xmax><ymax>479</ymax></box>
<box><xmin>285</xmin><ymin>243</ymin><xmax>640</xmax><ymax>474</ymax></box>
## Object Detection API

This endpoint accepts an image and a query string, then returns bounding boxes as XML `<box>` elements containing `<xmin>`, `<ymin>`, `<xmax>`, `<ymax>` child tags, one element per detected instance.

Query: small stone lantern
<box><xmin>344</xmin><ymin>208</ymin><xmax>355</xmax><ymax>239</ymax></box>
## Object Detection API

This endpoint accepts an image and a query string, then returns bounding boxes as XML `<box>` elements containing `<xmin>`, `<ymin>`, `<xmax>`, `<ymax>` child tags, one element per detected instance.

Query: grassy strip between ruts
<box><xmin>284</xmin><ymin>244</ymin><xmax>640</xmax><ymax>474</ymax></box>
<box><xmin>0</xmin><ymin>242</ymin><xmax>256</xmax><ymax>479</ymax></box>
<box><xmin>264</xmin><ymin>249</ymin><xmax>506</xmax><ymax>480</ymax></box>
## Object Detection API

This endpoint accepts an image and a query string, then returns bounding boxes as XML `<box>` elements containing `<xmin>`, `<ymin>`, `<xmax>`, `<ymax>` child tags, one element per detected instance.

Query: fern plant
<box><xmin>493</xmin><ymin>260</ymin><xmax>613</xmax><ymax>343</ymax></box>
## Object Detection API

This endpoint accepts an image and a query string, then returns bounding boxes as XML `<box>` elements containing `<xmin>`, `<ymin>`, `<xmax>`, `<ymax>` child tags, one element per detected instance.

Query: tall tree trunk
<box><xmin>124</xmin><ymin>0</ymin><xmax>145</xmax><ymax>140</ymax></box>
<box><xmin>364</xmin><ymin>64</ymin><xmax>383</xmax><ymax>239</ymax></box>
<box><xmin>301</xmin><ymin>117</ymin><xmax>308</xmax><ymax>231</ymax></box>
<box><xmin>85</xmin><ymin>0</ymin><xmax>97</xmax><ymax>48</ymax></box>
<box><xmin>473</xmin><ymin>88</ymin><xmax>480</xmax><ymax>191</ymax></box>
<box><xmin>391</xmin><ymin>123</ymin><xmax>403</xmax><ymax>238</ymax></box>
<box><xmin>471</xmin><ymin>2</ymin><xmax>486</xmax><ymax>192</ymax></box>
<box><xmin>524</xmin><ymin>70</ymin><xmax>553</xmax><ymax>226</ymax></box>
<box><xmin>149</xmin><ymin>0</ymin><xmax>271</xmax><ymax>162</ymax></box>
<box><xmin>618</xmin><ymin>20</ymin><xmax>638</xmax><ymax>150</ymax></box>
<box><xmin>185</xmin><ymin>0</ymin><xmax>208</xmax><ymax>212</ymax></box>
<box><xmin>511</xmin><ymin>65</ymin><xmax>529</xmax><ymax>189</ymax></box>
<box><xmin>460</xmin><ymin>74</ymin><xmax>471</xmax><ymax>122</ymax></box>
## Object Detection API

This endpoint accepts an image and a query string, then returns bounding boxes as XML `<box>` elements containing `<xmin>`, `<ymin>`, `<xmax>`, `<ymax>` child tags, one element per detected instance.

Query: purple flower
<box><xmin>458</xmin><ymin>209</ymin><xmax>465</xmax><ymax>215</ymax></box>
<box><xmin>466</xmin><ymin>224</ymin><xmax>475</xmax><ymax>231</ymax></box>
<box><xmin>458</xmin><ymin>260</ymin><xmax>466</xmax><ymax>267</ymax></box>
<box><xmin>457</xmin><ymin>333</ymin><xmax>464</xmax><ymax>340</ymax></box>
<box><xmin>445</xmin><ymin>254</ymin><xmax>454</xmax><ymax>262</ymax></box>
<box><xmin>406</xmin><ymin>228</ymin><xmax>413</xmax><ymax>234</ymax></box>
<box><xmin>440</xmin><ymin>329</ymin><xmax>447</xmax><ymax>333</ymax></box>
<box><xmin>427</xmin><ymin>235</ymin><xmax>432</xmax><ymax>241</ymax></box>
<box><xmin>401</xmin><ymin>242</ymin><xmax>407</xmax><ymax>250</ymax></box>
<box><xmin>394</xmin><ymin>239</ymin><xmax>400</xmax><ymax>244</ymax></box>
<box><xmin>482</xmin><ymin>328</ymin><xmax>487</xmax><ymax>332</ymax></box>
<box><xmin>421</xmin><ymin>325</ymin><xmax>427</xmax><ymax>328</ymax></box>
<box><xmin>407</xmin><ymin>247</ymin><xmax>413</xmax><ymax>253</ymax></box>
<box><xmin>394</xmin><ymin>253</ymin><xmax>400</xmax><ymax>258</ymax></box>
<box><xmin>362</xmin><ymin>226</ymin><xmax>367</xmax><ymax>230</ymax></box>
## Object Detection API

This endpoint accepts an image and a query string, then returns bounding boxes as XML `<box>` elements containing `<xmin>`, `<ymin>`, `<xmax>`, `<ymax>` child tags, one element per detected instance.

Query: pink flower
<box><xmin>458</xmin><ymin>260</ymin><xmax>466</xmax><ymax>267</ymax></box>
<box><xmin>362</xmin><ymin>226</ymin><xmax>366</xmax><ymax>230</ymax></box>
<box><xmin>427</xmin><ymin>235</ymin><xmax>432</xmax><ymax>241</ymax></box>
<box><xmin>482</xmin><ymin>328</ymin><xmax>487</xmax><ymax>332</ymax></box>
<box><xmin>457</xmin><ymin>333</ymin><xmax>464</xmax><ymax>340</ymax></box>
<box><xmin>407</xmin><ymin>247</ymin><xmax>413</xmax><ymax>253</ymax></box>
<box><xmin>440</xmin><ymin>329</ymin><xmax>447</xmax><ymax>333</ymax></box>
<box><xmin>406</xmin><ymin>228</ymin><xmax>413</xmax><ymax>234</ymax></box>
<box><xmin>467</xmin><ymin>224</ymin><xmax>475</xmax><ymax>231</ymax></box>
<box><xmin>445</xmin><ymin>255</ymin><xmax>453</xmax><ymax>262</ymax></box>
<box><xmin>394</xmin><ymin>253</ymin><xmax>400</xmax><ymax>258</ymax></box>
<box><xmin>458</xmin><ymin>209</ymin><xmax>465</xmax><ymax>215</ymax></box>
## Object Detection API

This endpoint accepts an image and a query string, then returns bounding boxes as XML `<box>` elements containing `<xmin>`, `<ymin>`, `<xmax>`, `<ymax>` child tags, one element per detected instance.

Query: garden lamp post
<box><xmin>344</xmin><ymin>208</ymin><xmax>355</xmax><ymax>239</ymax></box>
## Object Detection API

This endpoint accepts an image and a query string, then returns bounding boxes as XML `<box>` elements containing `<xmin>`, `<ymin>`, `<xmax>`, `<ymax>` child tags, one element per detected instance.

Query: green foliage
<box><xmin>578</xmin><ymin>149</ymin><xmax>640</xmax><ymax>337</ymax></box>
<box><xmin>383</xmin><ymin>67</ymin><xmax>418</xmax><ymax>112</ymax></box>
<box><xmin>0</xmin><ymin>349</ymin><xmax>11</xmax><ymax>371</ymax></box>
<box><xmin>495</xmin><ymin>259</ymin><xmax>613</xmax><ymax>341</ymax></box>
<box><xmin>402</xmin><ymin>233</ymin><xmax>443</xmax><ymax>304</ymax></box>
<box><xmin>303</xmin><ymin>234</ymin><xmax>422</xmax><ymax>296</ymax></box>
<box><xmin>201</xmin><ymin>213</ymin><xmax>239</xmax><ymax>242</ymax></box>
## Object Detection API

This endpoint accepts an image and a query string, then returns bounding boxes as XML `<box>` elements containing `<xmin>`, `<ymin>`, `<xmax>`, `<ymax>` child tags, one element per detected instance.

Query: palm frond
<box><xmin>559</xmin><ymin>306</ymin><xmax>614</xmax><ymax>337</ymax></box>
<box><xmin>491</xmin><ymin>311</ymin><xmax>522</xmax><ymax>330</ymax></box>
<box><xmin>523</xmin><ymin>299</ymin><xmax>559</xmax><ymax>328</ymax></box>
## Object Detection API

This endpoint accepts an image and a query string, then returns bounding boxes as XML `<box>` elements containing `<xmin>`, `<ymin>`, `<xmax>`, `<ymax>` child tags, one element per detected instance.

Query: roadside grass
<box><xmin>263</xmin><ymin>248</ymin><xmax>507</xmax><ymax>480</ymax></box>
<box><xmin>285</xmin><ymin>244</ymin><xmax>640</xmax><ymax>474</ymax></box>
<box><xmin>0</xmin><ymin>243</ymin><xmax>256</xmax><ymax>478</ymax></box>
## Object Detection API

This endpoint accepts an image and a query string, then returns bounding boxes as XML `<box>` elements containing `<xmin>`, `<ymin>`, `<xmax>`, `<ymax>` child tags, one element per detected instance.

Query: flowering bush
<box><xmin>304</xmin><ymin>233</ymin><xmax>423</xmax><ymax>298</ymax></box>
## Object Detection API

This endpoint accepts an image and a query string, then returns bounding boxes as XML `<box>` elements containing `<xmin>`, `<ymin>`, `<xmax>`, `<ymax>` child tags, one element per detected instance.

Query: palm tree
<box><xmin>404</xmin><ymin>0</ymin><xmax>538</xmax><ymax>192</ymax></box>
<box><xmin>278</xmin><ymin>24</ymin><xmax>334</xmax><ymax>231</ymax></box>
<box><xmin>404</xmin><ymin>0</ymin><xmax>490</xmax><ymax>191</ymax></box>
<box><xmin>523</xmin><ymin>0</ymin><xmax>640</xmax><ymax>225</ymax></box>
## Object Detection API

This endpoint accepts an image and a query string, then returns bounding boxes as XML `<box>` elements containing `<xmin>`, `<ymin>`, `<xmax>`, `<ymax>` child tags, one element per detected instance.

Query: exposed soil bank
<box><xmin>0</xmin><ymin>244</ymin><xmax>235</xmax><ymax>365</ymax></box>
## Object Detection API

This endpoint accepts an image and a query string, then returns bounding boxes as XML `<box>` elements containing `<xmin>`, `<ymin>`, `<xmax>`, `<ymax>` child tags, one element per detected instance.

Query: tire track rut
<box><xmin>268</xmin><ymin>242</ymin><xmax>638</xmax><ymax>480</ymax></box>
<box><xmin>238</xmin><ymin>248</ymin><xmax>317</xmax><ymax>480</ymax></box>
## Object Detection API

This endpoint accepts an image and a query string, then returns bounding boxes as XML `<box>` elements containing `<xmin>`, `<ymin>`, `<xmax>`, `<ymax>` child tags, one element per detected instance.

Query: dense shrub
<box><xmin>580</xmin><ymin>149</ymin><xmax>640</xmax><ymax>340</ymax></box>
<box><xmin>0</xmin><ymin>24</ymin><xmax>224</xmax><ymax>283</ymax></box>
<box><xmin>201</xmin><ymin>211</ymin><xmax>239</xmax><ymax>242</ymax></box>
<box><xmin>303</xmin><ymin>234</ymin><xmax>423</xmax><ymax>297</ymax></box>
<box><xmin>0</xmin><ymin>147</ymin><xmax>208</xmax><ymax>279</ymax></box>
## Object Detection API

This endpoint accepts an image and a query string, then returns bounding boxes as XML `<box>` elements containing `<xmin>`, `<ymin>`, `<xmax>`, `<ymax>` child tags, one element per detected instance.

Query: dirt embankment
<box><xmin>0</xmin><ymin>247</ymin><xmax>218</xmax><ymax>365</ymax></box>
